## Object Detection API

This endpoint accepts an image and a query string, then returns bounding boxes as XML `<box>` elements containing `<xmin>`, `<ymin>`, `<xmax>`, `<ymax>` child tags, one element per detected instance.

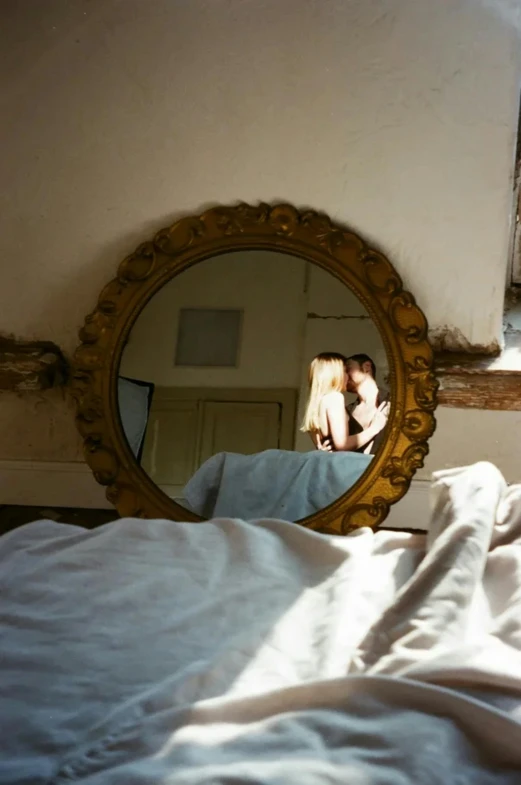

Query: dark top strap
<box><xmin>347</xmin><ymin>389</ymin><xmax>390</xmax><ymax>455</ymax></box>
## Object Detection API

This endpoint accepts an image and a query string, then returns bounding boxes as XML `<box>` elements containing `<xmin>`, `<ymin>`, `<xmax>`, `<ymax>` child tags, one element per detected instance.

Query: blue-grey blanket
<box><xmin>183</xmin><ymin>449</ymin><xmax>373</xmax><ymax>520</ymax></box>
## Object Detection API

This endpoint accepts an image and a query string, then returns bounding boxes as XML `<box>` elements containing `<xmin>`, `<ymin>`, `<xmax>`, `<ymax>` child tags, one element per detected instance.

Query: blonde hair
<box><xmin>300</xmin><ymin>352</ymin><xmax>346</xmax><ymax>434</ymax></box>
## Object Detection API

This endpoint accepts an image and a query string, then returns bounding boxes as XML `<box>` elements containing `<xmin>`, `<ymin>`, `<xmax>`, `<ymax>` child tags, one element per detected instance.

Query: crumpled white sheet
<box><xmin>1</xmin><ymin>461</ymin><xmax>521</xmax><ymax>783</ymax></box>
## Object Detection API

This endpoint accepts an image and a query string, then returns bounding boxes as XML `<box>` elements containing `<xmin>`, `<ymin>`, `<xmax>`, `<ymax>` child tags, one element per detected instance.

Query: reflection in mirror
<box><xmin>118</xmin><ymin>251</ymin><xmax>390</xmax><ymax>521</ymax></box>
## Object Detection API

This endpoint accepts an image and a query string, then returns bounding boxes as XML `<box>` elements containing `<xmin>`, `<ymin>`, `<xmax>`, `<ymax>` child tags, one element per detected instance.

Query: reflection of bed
<box><xmin>3</xmin><ymin>462</ymin><xmax>521</xmax><ymax>782</ymax></box>
<box><xmin>182</xmin><ymin>448</ymin><xmax>374</xmax><ymax>520</ymax></box>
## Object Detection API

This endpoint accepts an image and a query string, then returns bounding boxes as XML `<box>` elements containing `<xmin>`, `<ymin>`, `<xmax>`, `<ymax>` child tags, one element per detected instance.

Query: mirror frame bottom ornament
<box><xmin>71</xmin><ymin>203</ymin><xmax>438</xmax><ymax>535</ymax></box>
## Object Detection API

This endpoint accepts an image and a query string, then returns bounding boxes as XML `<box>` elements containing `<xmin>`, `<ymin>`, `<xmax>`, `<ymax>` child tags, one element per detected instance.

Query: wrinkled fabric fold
<box><xmin>1</xmin><ymin>462</ymin><xmax>521</xmax><ymax>783</ymax></box>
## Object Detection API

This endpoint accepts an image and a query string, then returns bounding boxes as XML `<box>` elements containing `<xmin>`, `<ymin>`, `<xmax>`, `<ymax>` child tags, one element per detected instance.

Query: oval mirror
<box><xmin>72</xmin><ymin>203</ymin><xmax>438</xmax><ymax>534</ymax></box>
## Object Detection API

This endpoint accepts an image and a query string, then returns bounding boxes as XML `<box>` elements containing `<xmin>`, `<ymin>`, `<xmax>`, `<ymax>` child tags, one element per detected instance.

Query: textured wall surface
<box><xmin>0</xmin><ymin>0</ymin><xmax>520</xmax><ymax>504</ymax></box>
<box><xmin>1</xmin><ymin>0</ymin><xmax>519</xmax><ymax>351</ymax></box>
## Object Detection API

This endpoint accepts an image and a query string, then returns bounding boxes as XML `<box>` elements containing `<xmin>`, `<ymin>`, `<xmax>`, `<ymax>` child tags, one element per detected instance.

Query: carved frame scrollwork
<box><xmin>71</xmin><ymin>203</ymin><xmax>438</xmax><ymax>534</ymax></box>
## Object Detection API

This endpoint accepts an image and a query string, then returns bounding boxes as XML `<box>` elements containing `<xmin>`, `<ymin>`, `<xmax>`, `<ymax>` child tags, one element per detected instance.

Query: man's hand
<box><xmin>372</xmin><ymin>409</ymin><xmax>388</xmax><ymax>434</ymax></box>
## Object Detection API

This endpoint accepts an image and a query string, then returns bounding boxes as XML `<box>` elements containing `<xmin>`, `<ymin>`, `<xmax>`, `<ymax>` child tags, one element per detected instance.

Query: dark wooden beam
<box><xmin>1</xmin><ymin>334</ymin><xmax>520</xmax><ymax>410</ymax></box>
<box><xmin>0</xmin><ymin>339</ymin><xmax>68</xmax><ymax>392</ymax></box>
<box><xmin>435</xmin><ymin>333</ymin><xmax>521</xmax><ymax>410</ymax></box>
<box><xmin>436</xmin><ymin>367</ymin><xmax>521</xmax><ymax>410</ymax></box>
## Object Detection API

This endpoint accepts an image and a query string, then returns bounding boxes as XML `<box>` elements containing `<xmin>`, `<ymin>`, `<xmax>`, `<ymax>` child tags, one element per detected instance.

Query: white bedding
<box><xmin>2</xmin><ymin>461</ymin><xmax>521</xmax><ymax>782</ymax></box>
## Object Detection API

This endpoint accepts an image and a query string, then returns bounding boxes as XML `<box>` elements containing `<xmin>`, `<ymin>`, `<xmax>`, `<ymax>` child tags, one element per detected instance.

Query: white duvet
<box><xmin>2</xmin><ymin>461</ymin><xmax>521</xmax><ymax>783</ymax></box>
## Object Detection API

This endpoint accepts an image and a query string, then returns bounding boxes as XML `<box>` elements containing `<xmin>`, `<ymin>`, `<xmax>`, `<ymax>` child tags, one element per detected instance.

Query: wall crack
<box><xmin>306</xmin><ymin>312</ymin><xmax>371</xmax><ymax>321</ymax></box>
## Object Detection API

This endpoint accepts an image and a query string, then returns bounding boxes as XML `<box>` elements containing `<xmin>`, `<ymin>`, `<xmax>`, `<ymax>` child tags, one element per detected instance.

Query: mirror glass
<box><xmin>118</xmin><ymin>250</ymin><xmax>390</xmax><ymax>520</ymax></box>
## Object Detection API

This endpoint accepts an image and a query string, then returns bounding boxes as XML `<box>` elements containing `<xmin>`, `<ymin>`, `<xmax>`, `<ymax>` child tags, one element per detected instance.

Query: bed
<box><xmin>2</xmin><ymin>461</ymin><xmax>521</xmax><ymax>783</ymax></box>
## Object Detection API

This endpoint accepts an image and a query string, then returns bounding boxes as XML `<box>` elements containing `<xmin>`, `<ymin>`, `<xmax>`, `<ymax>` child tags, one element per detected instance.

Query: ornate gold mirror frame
<box><xmin>71</xmin><ymin>203</ymin><xmax>438</xmax><ymax>534</ymax></box>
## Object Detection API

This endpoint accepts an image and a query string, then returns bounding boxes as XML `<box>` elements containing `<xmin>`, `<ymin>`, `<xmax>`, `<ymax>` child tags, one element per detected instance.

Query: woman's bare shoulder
<box><xmin>322</xmin><ymin>391</ymin><xmax>345</xmax><ymax>407</ymax></box>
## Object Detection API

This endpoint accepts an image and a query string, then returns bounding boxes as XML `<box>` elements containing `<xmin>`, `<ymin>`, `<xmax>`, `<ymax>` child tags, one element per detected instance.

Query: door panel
<box><xmin>198</xmin><ymin>401</ymin><xmax>281</xmax><ymax>464</ymax></box>
<box><xmin>141</xmin><ymin>400</ymin><xmax>199</xmax><ymax>495</ymax></box>
<box><xmin>139</xmin><ymin>388</ymin><xmax>295</xmax><ymax>500</ymax></box>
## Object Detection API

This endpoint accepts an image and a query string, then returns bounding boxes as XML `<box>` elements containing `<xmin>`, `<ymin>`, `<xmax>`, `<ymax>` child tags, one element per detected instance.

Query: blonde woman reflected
<box><xmin>301</xmin><ymin>352</ymin><xmax>387</xmax><ymax>453</ymax></box>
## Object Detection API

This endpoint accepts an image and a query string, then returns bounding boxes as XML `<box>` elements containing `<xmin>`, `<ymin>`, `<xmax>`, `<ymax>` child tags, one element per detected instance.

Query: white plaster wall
<box><xmin>1</xmin><ymin>0</ymin><xmax>521</xmax><ymax>511</ymax></box>
<box><xmin>120</xmin><ymin>251</ymin><xmax>308</xmax><ymax>389</ymax></box>
<box><xmin>304</xmin><ymin>265</ymin><xmax>388</xmax><ymax>377</ymax></box>
<box><xmin>0</xmin><ymin>0</ymin><xmax>518</xmax><ymax>352</ymax></box>
<box><xmin>420</xmin><ymin>407</ymin><xmax>521</xmax><ymax>484</ymax></box>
